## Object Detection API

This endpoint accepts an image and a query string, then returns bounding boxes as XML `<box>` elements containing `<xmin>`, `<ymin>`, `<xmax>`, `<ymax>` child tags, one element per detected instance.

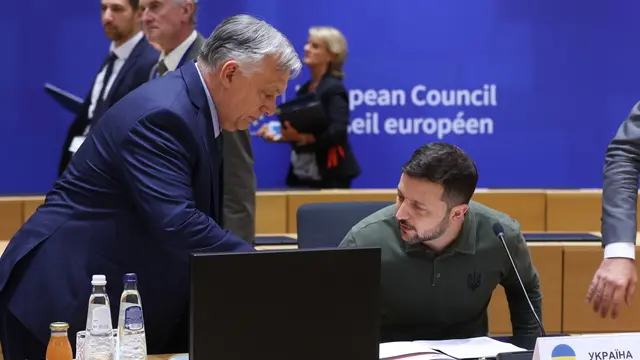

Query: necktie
<box><xmin>93</xmin><ymin>52</ymin><xmax>118</xmax><ymax>119</ymax></box>
<box><xmin>157</xmin><ymin>59</ymin><xmax>169</xmax><ymax>77</ymax></box>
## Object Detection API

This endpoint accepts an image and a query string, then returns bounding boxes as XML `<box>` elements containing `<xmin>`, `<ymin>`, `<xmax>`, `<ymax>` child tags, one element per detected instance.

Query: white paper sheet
<box><xmin>414</xmin><ymin>336</ymin><xmax>527</xmax><ymax>359</ymax></box>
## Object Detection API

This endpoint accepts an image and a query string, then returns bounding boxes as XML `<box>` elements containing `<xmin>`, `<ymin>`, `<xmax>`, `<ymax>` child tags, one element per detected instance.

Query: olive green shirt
<box><xmin>338</xmin><ymin>201</ymin><xmax>542</xmax><ymax>342</ymax></box>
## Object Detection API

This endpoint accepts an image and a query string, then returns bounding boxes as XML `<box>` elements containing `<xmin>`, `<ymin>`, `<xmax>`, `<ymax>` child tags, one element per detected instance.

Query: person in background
<box><xmin>58</xmin><ymin>0</ymin><xmax>159</xmax><ymax>176</ymax></box>
<box><xmin>140</xmin><ymin>0</ymin><xmax>256</xmax><ymax>243</ymax></box>
<box><xmin>339</xmin><ymin>142</ymin><xmax>542</xmax><ymax>342</ymax></box>
<box><xmin>587</xmin><ymin>102</ymin><xmax>640</xmax><ymax>319</ymax></box>
<box><xmin>259</xmin><ymin>26</ymin><xmax>360</xmax><ymax>189</ymax></box>
<box><xmin>0</xmin><ymin>14</ymin><xmax>301</xmax><ymax>360</ymax></box>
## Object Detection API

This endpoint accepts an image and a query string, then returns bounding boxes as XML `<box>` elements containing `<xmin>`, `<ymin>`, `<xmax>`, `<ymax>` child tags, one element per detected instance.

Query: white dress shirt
<box><xmin>604</xmin><ymin>242</ymin><xmax>636</xmax><ymax>259</ymax></box>
<box><xmin>195</xmin><ymin>62</ymin><xmax>220</xmax><ymax>138</ymax></box>
<box><xmin>160</xmin><ymin>30</ymin><xmax>198</xmax><ymax>72</ymax></box>
<box><xmin>87</xmin><ymin>31</ymin><xmax>144</xmax><ymax>119</ymax></box>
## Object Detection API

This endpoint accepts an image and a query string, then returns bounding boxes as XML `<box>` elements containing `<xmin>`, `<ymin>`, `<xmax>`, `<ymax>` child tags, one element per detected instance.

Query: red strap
<box><xmin>326</xmin><ymin>146</ymin><xmax>345</xmax><ymax>168</ymax></box>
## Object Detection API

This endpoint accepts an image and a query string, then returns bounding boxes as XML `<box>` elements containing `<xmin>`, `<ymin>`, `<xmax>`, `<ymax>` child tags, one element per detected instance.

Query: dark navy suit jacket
<box><xmin>0</xmin><ymin>61</ymin><xmax>254</xmax><ymax>353</ymax></box>
<box><xmin>58</xmin><ymin>36</ymin><xmax>160</xmax><ymax>176</ymax></box>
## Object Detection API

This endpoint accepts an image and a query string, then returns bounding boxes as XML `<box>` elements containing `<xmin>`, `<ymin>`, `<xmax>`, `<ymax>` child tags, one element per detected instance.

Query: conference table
<box><xmin>124</xmin><ymin>334</ymin><xmax>568</xmax><ymax>360</ymax></box>
<box><xmin>128</xmin><ymin>335</ymin><xmax>550</xmax><ymax>359</ymax></box>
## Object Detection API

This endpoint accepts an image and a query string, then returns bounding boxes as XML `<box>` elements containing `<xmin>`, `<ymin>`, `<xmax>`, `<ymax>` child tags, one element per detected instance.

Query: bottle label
<box><xmin>124</xmin><ymin>305</ymin><xmax>144</xmax><ymax>331</ymax></box>
<box><xmin>91</xmin><ymin>306</ymin><xmax>112</xmax><ymax>334</ymax></box>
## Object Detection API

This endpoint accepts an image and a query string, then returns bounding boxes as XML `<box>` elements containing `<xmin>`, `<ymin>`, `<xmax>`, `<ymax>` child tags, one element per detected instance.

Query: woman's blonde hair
<box><xmin>309</xmin><ymin>26</ymin><xmax>348</xmax><ymax>79</ymax></box>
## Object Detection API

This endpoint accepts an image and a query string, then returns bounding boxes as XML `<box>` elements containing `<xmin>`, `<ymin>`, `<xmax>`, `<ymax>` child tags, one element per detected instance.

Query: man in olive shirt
<box><xmin>339</xmin><ymin>142</ymin><xmax>542</xmax><ymax>341</ymax></box>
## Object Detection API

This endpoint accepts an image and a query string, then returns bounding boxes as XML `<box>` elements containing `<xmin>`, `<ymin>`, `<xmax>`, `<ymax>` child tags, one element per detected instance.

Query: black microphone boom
<box><xmin>492</xmin><ymin>222</ymin><xmax>546</xmax><ymax>337</ymax></box>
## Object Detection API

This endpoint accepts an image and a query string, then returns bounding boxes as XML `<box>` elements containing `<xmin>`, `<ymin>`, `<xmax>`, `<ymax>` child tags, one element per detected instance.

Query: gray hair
<box><xmin>198</xmin><ymin>14</ymin><xmax>302</xmax><ymax>78</ymax></box>
<box><xmin>174</xmin><ymin>0</ymin><xmax>197</xmax><ymax>25</ymax></box>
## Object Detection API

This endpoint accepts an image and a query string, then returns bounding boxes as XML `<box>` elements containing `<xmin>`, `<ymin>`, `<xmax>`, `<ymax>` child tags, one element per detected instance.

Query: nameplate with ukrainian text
<box><xmin>533</xmin><ymin>333</ymin><xmax>640</xmax><ymax>360</ymax></box>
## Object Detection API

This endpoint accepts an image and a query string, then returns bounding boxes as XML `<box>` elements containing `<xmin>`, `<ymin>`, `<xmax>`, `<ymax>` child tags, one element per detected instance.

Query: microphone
<box><xmin>492</xmin><ymin>222</ymin><xmax>546</xmax><ymax>337</ymax></box>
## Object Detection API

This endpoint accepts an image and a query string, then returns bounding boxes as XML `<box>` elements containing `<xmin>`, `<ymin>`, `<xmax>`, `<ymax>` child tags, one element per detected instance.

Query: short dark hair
<box><xmin>401</xmin><ymin>142</ymin><xmax>478</xmax><ymax>207</ymax></box>
<box><xmin>128</xmin><ymin>0</ymin><xmax>139</xmax><ymax>9</ymax></box>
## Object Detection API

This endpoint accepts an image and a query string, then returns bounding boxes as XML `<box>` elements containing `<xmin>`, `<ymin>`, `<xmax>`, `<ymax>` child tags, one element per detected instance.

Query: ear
<box><xmin>218</xmin><ymin>60</ymin><xmax>239</xmax><ymax>89</ymax></box>
<box><xmin>451</xmin><ymin>204</ymin><xmax>469</xmax><ymax>221</ymax></box>
<box><xmin>182</xmin><ymin>1</ymin><xmax>195</xmax><ymax>23</ymax></box>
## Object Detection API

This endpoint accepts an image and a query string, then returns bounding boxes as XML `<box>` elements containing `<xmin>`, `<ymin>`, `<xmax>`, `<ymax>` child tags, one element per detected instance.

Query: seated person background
<box><xmin>339</xmin><ymin>142</ymin><xmax>542</xmax><ymax>342</ymax></box>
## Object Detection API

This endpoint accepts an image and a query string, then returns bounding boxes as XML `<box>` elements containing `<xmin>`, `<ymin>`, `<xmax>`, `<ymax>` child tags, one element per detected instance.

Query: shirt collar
<box><xmin>160</xmin><ymin>30</ymin><xmax>197</xmax><ymax>71</ymax></box>
<box><xmin>109</xmin><ymin>31</ymin><xmax>143</xmax><ymax>60</ymax></box>
<box><xmin>194</xmin><ymin>62</ymin><xmax>221</xmax><ymax>138</ymax></box>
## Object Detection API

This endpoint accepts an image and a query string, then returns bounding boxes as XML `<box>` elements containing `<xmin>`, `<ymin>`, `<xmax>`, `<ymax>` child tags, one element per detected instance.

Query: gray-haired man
<box><xmin>141</xmin><ymin>0</ymin><xmax>257</xmax><ymax>243</ymax></box>
<box><xmin>587</xmin><ymin>102</ymin><xmax>640</xmax><ymax>319</ymax></box>
<box><xmin>0</xmin><ymin>15</ymin><xmax>300</xmax><ymax>359</ymax></box>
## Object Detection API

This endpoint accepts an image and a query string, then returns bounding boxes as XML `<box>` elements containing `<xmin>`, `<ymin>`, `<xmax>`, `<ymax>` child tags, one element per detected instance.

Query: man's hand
<box><xmin>586</xmin><ymin>258</ymin><xmax>637</xmax><ymax>318</ymax></box>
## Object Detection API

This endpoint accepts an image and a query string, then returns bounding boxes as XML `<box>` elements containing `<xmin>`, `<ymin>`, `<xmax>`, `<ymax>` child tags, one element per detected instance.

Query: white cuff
<box><xmin>604</xmin><ymin>242</ymin><xmax>636</xmax><ymax>260</ymax></box>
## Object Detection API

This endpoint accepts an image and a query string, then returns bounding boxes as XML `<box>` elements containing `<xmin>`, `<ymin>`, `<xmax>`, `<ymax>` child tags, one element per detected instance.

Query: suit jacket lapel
<box><xmin>105</xmin><ymin>37</ymin><xmax>148</xmax><ymax>106</ymax></box>
<box><xmin>184</xmin><ymin>33</ymin><xmax>206</xmax><ymax>63</ymax></box>
<box><xmin>182</xmin><ymin>62</ymin><xmax>223</xmax><ymax>222</ymax></box>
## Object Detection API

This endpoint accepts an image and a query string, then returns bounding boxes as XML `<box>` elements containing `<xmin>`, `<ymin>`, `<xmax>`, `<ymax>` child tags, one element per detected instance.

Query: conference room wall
<box><xmin>3</xmin><ymin>0</ymin><xmax>640</xmax><ymax>195</ymax></box>
<box><xmin>0</xmin><ymin>189</ymin><xmax>630</xmax><ymax>239</ymax></box>
<box><xmin>562</xmin><ymin>245</ymin><xmax>640</xmax><ymax>333</ymax></box>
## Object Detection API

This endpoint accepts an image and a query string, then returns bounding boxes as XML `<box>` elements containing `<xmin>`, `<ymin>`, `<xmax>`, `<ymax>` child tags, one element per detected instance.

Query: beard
<box><xmin>400</xmin><ymin>213</ymin><xmax>450</xmax><ymax>245</ymax></box>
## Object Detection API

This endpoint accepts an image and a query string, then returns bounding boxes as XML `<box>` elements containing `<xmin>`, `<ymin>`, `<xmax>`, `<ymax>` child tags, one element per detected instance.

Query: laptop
<box><xmin>190</xmin><ymin>247</ymin><xmax>381</xmax><ymax>360</ymax></box>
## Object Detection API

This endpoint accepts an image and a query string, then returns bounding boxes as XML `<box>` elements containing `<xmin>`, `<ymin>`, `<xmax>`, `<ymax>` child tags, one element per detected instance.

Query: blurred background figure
<box><xmin>140</xmin><ymin>0</ymin><xmax>256</xmax><ymax>242</ymax></box>
<box><xmin>58</xmin><ymin>0</ymin><xmax>158</xmax><ymax>176</ymax></box>
<box><xmin>259</xmin><ymin>26</ymin><xmax>361</xmax><ymax>189</ymax></box>
<box><xmin>141</xmin><ymin>0</ymin><xmax>202</xmax><ymax>79</ymax></box>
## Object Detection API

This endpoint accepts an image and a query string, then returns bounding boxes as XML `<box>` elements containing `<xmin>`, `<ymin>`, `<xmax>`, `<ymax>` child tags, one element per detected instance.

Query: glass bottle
<box><xmin>46</xmin><ymin>321</ymin><xmax>73</xmax><ymax>360</ymax></box>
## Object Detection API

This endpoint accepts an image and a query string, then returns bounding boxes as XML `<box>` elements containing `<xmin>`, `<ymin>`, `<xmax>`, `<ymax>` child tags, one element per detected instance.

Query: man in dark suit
<box><xmin>0</xmin><ymin>14</ymin><xmax>301</xmax><ymax>359</ymax></box>
<box><xmin>586</xmin><ymin>102</ymin><xmax>640</xmax><ymax>319</ymax></box>
<box><xmin>58</xmin><ymin>0</ymin><xmax>159</xmax><ymax>176</ymax></box>
<box><xmin>141</xmin><ymin>0</ymin><xmax>257</xmax><ymax>243</ymax></box>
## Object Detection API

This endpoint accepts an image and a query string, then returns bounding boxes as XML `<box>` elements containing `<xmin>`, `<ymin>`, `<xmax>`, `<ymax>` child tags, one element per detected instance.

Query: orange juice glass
<box><xmin>46</xmin><ymin>322</ymin><xmax>73</xmax><ymax>360</ymax></box>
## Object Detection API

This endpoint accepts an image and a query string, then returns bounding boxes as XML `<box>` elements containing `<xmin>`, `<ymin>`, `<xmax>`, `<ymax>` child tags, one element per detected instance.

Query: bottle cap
<box><xmin>123</xmin><ymin>273</ymin><xmax>137</xmax><ymax>284</ymax></box>
<box><xmin>91</xmin><ymin>274</ymin><xmax>107</xmax><ymax>285</ymax></box>
<box><xmin>50</xmin><ymin>322</ymin><xmax>69</xmax><ymax>331</ymax></box>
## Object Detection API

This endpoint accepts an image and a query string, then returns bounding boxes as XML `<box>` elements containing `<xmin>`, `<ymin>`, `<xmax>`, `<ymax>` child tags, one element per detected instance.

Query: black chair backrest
<box><xmin>296</xmin><ymin>201</ymin><xmax>394</xmax><ymax>248</ymax></box>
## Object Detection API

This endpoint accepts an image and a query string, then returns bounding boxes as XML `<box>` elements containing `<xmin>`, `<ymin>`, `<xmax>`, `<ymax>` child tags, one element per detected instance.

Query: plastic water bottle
<box><xmin>85</xmin><ymin>274</ymin><xmax>114</xmax><ymax>360</ymax></box>
<box><xmin>117</xmin><ymin>273</ymin><xmax>147</xmax><ymax>360</ymax></box>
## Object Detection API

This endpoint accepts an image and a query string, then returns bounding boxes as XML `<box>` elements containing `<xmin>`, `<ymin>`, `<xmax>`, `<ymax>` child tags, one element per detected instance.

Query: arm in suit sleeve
<box><xmin>118</xmin><ymin>109</ymin><xmax>255</xmax><ymax>256</ymax></box>
<box><xmin>500</xmin><ymin>230</ymin><xmax>543</xmax><ymax>337</ymax></box>
<box><xmin>222</xmin><ymin>129</ymin><xmax>256</xmax><ymax>243</ymax></box>
<box><xmin>313</xmin><ymin>85</ymin><xmax>349</xmax><ymax>148</ymax></box>
<box><xmin>602</xmin><ymin>101</ymin><xmax>640</xmax><ymax>259</ymax></box>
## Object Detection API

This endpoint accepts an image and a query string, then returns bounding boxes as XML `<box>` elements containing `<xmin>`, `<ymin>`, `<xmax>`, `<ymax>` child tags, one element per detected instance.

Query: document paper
<box><xmin>380</xmin><ymin>337</ymin><xmax>526</xmax><ymax>359</ymax></box>
<box><xmin>414</xmin><ymin>337</ymin><xmax>527</xmax><ymax>359</ymax></box>
<box><xmin>380</xmin><ymin>342</ymin><xmax>455</xmax><ymax>360</ymax></box>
